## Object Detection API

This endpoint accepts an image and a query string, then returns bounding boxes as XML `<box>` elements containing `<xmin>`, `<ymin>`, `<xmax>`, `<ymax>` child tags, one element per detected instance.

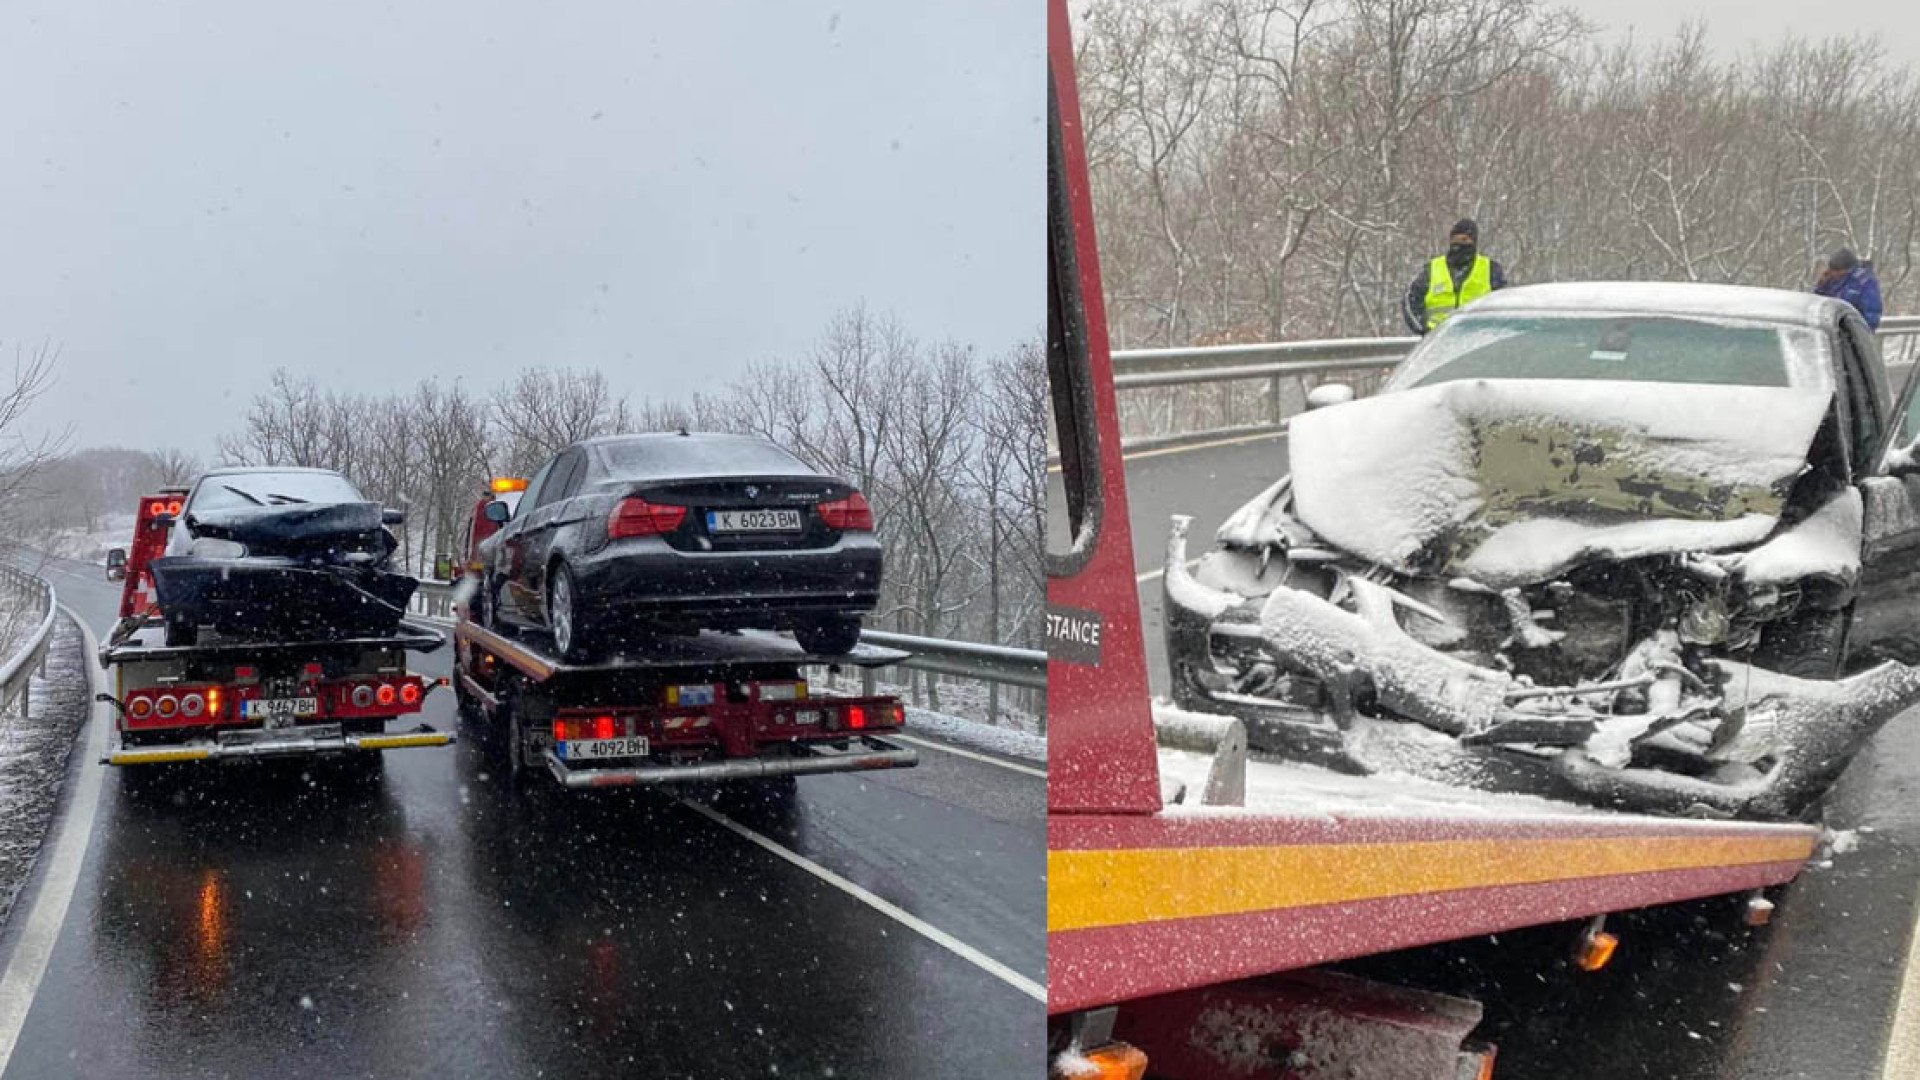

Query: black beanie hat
<box><xmin>1451</xmin><ymin>218</ymin><xmax>1479</xmax><ymax>242</ymax></box>
<box><xmin>1830</xmin><ymin>247</ymin><xmax>1859</xmax><ymax>272</ymax></box>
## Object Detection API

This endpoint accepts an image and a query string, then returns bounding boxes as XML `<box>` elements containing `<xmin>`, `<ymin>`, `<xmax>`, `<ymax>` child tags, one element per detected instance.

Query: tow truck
<box><xmin>1044</xmin><ymin>5</ymin><xmax>1820</xmax><ymax>1075</ymax></box>
<box><xmin>449</xmin><ymin>478</ymin><xmax>918</xmax><ymax>790</ymax></box>
<box><xmin>99</xmin><ymin>489</ymin><xmax>455</xmax><ymax>768</ymax></box>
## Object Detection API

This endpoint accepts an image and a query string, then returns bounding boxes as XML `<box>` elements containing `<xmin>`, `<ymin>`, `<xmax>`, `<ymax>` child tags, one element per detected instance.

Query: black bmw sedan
<box><xmin>476</xmin><ymin>432</ymin><xmax>881</xmax><ymax>661</ymax></box>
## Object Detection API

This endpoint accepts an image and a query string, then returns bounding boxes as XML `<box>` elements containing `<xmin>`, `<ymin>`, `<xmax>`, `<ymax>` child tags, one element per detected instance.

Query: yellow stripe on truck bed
<box><xmin>109</xmin><ymin>747</ymin><xmax>212</xmax><ymax>765</ymax></box>
<box><xmin>356</xmin><ymin>733</ymin><xmax>453</xmax><ymax>750</ymax></box>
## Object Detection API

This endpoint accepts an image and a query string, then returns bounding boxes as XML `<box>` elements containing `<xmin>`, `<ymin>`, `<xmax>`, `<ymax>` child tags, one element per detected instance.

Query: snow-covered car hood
<box><xmin>1283</xmin><ymin>378</ymin><xmax>1833</xmax><ymax>586</ymax></box>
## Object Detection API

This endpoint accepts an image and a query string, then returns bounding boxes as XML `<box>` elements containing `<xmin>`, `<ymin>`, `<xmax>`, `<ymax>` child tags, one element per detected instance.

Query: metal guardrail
<box><xmin>409</xmin><ymin>579</ymin><xmax>1045</xmax><ymax>692</ymax></box>
<box><xmin>1109</xmin><ymin>314</ymin><xmax>1920</xmax><ymax>449</ymax></box>
<box><xmin>0</xmin><ymin>565</ymin><xmax>57</xmax><ymax>719</ymax></box>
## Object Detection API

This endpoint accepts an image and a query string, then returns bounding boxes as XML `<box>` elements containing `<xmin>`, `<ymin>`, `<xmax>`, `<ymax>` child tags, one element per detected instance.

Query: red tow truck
<box><xmin>99</xmin><ymin>490</ymin><xmax>454</xmax><ymax>768</ymax></box>
<box><xmin>449</xmin><ymin>478</ymin><xmax>918</xmax><ymax>789</ymax></box>
<box><xmin>1045</xmin><ymin>6</ymin><xmax>1820</xmax><ymax>1075</ymax></box>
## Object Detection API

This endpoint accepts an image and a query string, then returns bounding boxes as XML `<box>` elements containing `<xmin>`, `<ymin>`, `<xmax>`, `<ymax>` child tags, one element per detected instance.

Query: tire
<box><xmin>1757</xmin><ymin>604</ymin><xmax>1853</xmax><ymax>680</ymax></box>
<box><xmin>794</xmin><ymin>615</ymin><xmax>862</xmax><ymax>656</ymax></box>
<box><xmin>547</xmin><ymin>563</ymin><xmax>598</xmax><ymax>664</ymax></box>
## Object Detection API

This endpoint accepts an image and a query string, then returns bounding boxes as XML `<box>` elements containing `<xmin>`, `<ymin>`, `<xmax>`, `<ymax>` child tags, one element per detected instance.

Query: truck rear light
<box><xmin>180</xmin><ymin>693</ymin><xmax>205</xmax><ymax>718</ymax></box>
<box><xmin>147</xmin><ymin>501</ymin><xmax>166</xmax><ymax>516</ymax></box>
<box><xmin>128</xmin><ymin>695</ymin><xmax>154</xmax><ymax>719</ymax></box>
<box><xmin>233</xmin><ymin>666</ymin><xmax>255</xmax><ymax>680</ymax></box>
<box><xmin>593</xmin><ymin>715</ymin><xmax>615</xmax><ymax>740</ymax></box>
<box><xmin>376</xmin><ymin>683</ymin><xmax>398</xmax><ymax>706</ymax></box>
<box><xmin>156</xmin><ymin>694</ymin><xmax>179</xmax><ymax>718</ymax></box>
<box><xmin>893</xmin><ymin>704</ymin><xmax>905</xmax><ymax>727</ymax></box>
<box><xmin>352</xmin><ymin>685</ymin><xmax>375</xmax><ymax>708</ymax></box>
<box><xmin>816</xmin><ymin>492</ymin><xmax>873</xmax><ymax>530</ymax></box>
<box><xmin>608</xmin><ymin>497</ymin><xmax>687</xmax><ymax>538</ymax></box>
<box><xmin>167</xmin><ymin>500</ymin><xmax>182</xmax><ymax>515</ymax></box>
<box><xmin>847</xmin><ymin>705</ymin><xmax>866</xmax><ymax>730</ymax></box>
<box><xmin>207</xmin><ymin>687</ymin><xmax>222</xmax><ymax>718</ymax></box>
<box><xmin>400</xmin><ymin>682</ymin><xmax>421</xmax><ymax>705</ymax></box>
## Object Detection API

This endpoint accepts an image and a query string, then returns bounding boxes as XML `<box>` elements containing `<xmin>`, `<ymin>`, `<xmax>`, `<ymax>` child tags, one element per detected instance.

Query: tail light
<box><xmin>207</xmin><ymin>687</ymin><xmax>222</xmax><ymax>719</ymax></box>
<box><xmin>400</xmin><ymin>682</ymin><xmax>421</xmax><ymax>705</ymax></box>
<box><xmin>593</xmin><ymin>715</ymin><xmax>615</xmax><ymax>740</ymax></box>
<box><xmin>128</xmin><ymin>695</ymin><xmax>154</xmax><ymax>719</ymax></box>
<box><xmin>156</xmin><ymin>694</ymin><xmax>179</xmax><ymax>718</ymax></box>
<box><xmin>180</xmin><ymin>693</ymin><xmax>205</xmax><ymax>719</ymax></box>
<box><xmin>167</xmin><ymin>500</ymin><xmax>183</xmax><ymax>515</ymax></box>
<box><xmin>816</xmin><ymin>492</ymin><xmax>873</xmax><ymax>531</ymax></box>
<box><xmin>352</xmin><ymin>684</ymin><xmax>375</xmax><ymax>708</ymax></box>
<box><xmin>376</xmin><ymin>683</ymin><xmax>398</xmax><ymax>707</ymax></box>
<box><xmin>609</xmin><ymin>497</ymin><xmax>688</xmax><ymax>538</ymax></box>
<box><xmin>847</xmin><ymin>705</ymin><xmax>867</xmax><ymax>730</ymax></box>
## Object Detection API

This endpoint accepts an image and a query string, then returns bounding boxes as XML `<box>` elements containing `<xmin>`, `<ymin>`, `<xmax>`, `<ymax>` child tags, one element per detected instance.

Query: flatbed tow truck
<box><xmin>1044</xmin><ymin>7</ymin><xmax>1821</xmax><ymax>1075</ymax></box>
<box><xmin>449</xmin><ymin>479</ymin><xmax>918</xmax><ymax>790</ymax></box>
<box><xmin>98</xmin><ymin>489</ymin><xmax>454</xmax><ymax>767</ymax></box>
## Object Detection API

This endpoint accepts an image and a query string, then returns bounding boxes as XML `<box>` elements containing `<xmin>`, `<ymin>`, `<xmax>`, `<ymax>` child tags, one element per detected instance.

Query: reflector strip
<box><xmin>356</xmin><ymin>733</ymin><xmax>453</xmax><ymax>750</ymax></box>
<box><xmin>1049</xmin><ymin>832</ymin><xmax>1817</xmax><ymax>933</ymax></box>
<box><xmin>109</xmin><ymin>747</ymin><xmax>211</xmax><ymax>765</ymax></box>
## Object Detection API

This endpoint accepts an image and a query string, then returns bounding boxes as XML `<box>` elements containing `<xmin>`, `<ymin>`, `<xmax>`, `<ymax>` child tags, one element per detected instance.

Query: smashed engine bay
<box><xmin>1165</xmin><ymin>378</ymin><xmax>1920</xmax><ymax>819</ymax></box>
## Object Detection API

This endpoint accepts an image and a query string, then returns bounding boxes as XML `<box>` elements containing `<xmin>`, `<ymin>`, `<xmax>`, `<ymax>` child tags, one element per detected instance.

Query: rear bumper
<box><xmin>541</xmin><ymin>734</ymin><xmax>917</xmax><ymax>789</ymax></box>
<box><xmin>104</xmin><ymin>721</ymin><xmax>455</xmax><ymax>766</ymax></box>
<box><xmin>572</xmin><ymin>537</ymin><xmax>882</xmax><ymax>622</ymax></box>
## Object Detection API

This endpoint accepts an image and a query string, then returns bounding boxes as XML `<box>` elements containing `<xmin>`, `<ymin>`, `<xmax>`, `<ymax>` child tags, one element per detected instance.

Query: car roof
<box><xmin>192</xmin><ymin>466</ymin><xmax>346</xmax><ymax>480</ymax></box>
<box><xmin>1467</xmin><ymin>282</ymin><xmax>1848</xmax><ymax>329</ymax></box>
<box><xmin>577</xmin><ymin>432</ymin><xmax>777</xmax><ymax>449</ymax></box>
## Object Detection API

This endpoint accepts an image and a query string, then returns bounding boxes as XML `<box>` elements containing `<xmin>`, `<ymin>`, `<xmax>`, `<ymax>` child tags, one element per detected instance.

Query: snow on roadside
<box><xmin>902</xmin><ymin>705</ymin><xmax>1046</xmax><ymax>765</ymax></box>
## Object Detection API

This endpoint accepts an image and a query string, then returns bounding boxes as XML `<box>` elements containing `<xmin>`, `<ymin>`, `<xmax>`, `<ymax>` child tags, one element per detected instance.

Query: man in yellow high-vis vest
<box><xmin>1401</xmin><ymin>218</ymin><xmax>1508</xmax><ymax>334</ymax></box>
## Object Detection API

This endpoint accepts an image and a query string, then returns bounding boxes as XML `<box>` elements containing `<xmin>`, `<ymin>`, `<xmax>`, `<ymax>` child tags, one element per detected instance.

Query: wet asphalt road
<box><xmin>0</xmin><ymin>552</ymin><xmax>1044</xmax><ymax>1079</ymax></box>
<box><xmin>1103</xmin><ymin>433</ymin><xmax>1920</xmax><ymax>1077</ymax></box>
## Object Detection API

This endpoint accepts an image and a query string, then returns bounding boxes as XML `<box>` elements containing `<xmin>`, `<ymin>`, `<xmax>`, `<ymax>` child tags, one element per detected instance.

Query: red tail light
<box><xmin>593</xmin><ymin>715</ymin><xmax>615</xmax><ymax>740</ymax></box>
<box><xmin>817</xmin><ymin>492</ymin><xmax>873</xmax><ymax>531</ymax></box>
<box><xmin>167</xmin><ymin>500</ymin><xmax>183</xmax><ymax>515</ymax></box>
<box><xmin>376</xmin><ymin>683</ymin><xmax>397</xmax><ymax>706</ymax></box>
<box><xmin>400</xmin><ymin>682</ymin><xmax>421</xmax><ymax>705</ymax></box>
<box><xmin>128</xmin><ymin>695</ymin><xmax>154</xmax><ymax>719</ymax></box>
<box><xmin>156</xmin><ymin>694</ymin><xmax>179</xmax><ymax>718</ymax></box>
<box><xmin>847</xmin><ymin>705</ymin><xmax>867</xmax><ymax>730</ymax></box>
<box><xmin>608</xmin><ymin>497</ymin><xmax>688</xmax><ymax>538</ymax></box>
<box><xmin>148</xmin><ymin>501</ymin><xmax>166</xmax><ymax>517</ymax></box>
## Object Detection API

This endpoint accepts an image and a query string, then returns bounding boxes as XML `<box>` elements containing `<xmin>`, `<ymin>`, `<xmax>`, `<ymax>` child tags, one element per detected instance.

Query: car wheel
<box><xmin>795</xmin><ymin>615</ymin><xmax>862</xmax><ymax>656</ymax></box>
<box><xmin>1758</xmin><ymin>604</ymin><xmax>1853</xmax><ymax>680</ymax></box>
<box><xmin>548</xmin><ymin>564</ymin><xmax>597</xmax><ymax>664</ymax></box>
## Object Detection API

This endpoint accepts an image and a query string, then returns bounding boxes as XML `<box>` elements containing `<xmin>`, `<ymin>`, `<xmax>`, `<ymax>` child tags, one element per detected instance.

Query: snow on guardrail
<box><xmin>0</xmin><ymin>566</ymin><xmax>57</xmax><ymax>720</ymax></box>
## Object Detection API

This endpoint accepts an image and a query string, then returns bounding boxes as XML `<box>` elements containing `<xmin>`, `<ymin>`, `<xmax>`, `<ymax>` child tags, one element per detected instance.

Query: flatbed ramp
<box><xmin>1048</xmin><ymin>734</ymin><xmax>1819</xmax><ymax>1013</ymax></box>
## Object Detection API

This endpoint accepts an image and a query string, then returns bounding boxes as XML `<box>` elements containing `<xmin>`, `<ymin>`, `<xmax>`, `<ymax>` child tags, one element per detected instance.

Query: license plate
<box><xmin>558</xmin><ymin>736</ymin><xmax>650</xmax><ymax>761</ymax></box>
<box><xmin>708</xmin><ymin>508</ymin><xmax>802</xmax><ymax>533</ymax></box>
<box><xmin>242</xmin><ymin>697</ymin><xmax>319</xmax><ymax>724</ymax></box>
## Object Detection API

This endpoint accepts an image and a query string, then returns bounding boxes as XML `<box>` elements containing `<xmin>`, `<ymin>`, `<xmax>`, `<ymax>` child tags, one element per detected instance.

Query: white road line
<box><xmin>890</xmin><ymin>733</ymin><xmax>1045</xmax><ymax>779</ymax></box>
<box><xmin>680</xmin><ymin>798</ymin><xmax>1046</xmax><ymax>1003</ymax></box>
<box><xmin>0</xmin><ymin>611</ymin><xmax>108</xmax><ymax>1073</ymax></box>
<box><xmin>1883</xmin><ymin>889</ymin><xmax>1920</xmax><ymax>1076</ymax></box>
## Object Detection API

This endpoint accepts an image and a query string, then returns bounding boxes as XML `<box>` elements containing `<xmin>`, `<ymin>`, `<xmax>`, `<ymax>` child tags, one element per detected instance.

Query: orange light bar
<box><xmin>490</xmin><ymin>477</ymin><xmax>528</xmax><ymax>493</ymax></box>
<box><xmin>1050</xmin><ymin>1044</ymin><xmax>1147</xmax><ymax>1080</ymax></box>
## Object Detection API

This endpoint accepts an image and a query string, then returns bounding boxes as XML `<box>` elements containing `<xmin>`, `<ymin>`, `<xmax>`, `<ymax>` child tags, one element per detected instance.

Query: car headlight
<box><xmin>188</xmin><ymin>537</ymin><xmax>247</xmax><ymax>559</ymax></box>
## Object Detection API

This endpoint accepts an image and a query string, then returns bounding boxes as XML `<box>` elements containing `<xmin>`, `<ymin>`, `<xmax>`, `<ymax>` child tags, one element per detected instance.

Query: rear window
<box><xmin>191</xmin><ymin>471</ymin><xmax>365</xmax><ymax>511</ymax></box>
<box><xmin>594</xmin><ymin>436</ymin><xmax>813</xmax><ymax>479</ymax></box>
<box><xmin>1391</xmin><ymin>314</ymin><xmax>1824</xmax><ymax>391</ymax></box>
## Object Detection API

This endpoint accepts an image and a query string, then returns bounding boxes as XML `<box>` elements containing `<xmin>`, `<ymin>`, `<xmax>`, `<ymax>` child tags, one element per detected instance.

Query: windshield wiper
<box><xmin>264</xmin><ymin>493</ymin><xmax>309</xmax><ymax>505</ymax></box>
<box><xmin>220</xmin><ymin>485</ymin><xmax>265</xmax><ymax>505</ymax></box>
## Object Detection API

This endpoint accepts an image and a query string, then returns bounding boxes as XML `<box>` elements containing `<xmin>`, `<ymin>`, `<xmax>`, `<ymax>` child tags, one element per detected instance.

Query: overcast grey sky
<box><xmin>0</xmin><ymin>1</ymin><xmax>1038</xmax><ymax>457</ymax></box>
<box><xmin>1561</xmin><ymin>0</ymin><xmax>1920</xmax><ymax>64</ymax></box>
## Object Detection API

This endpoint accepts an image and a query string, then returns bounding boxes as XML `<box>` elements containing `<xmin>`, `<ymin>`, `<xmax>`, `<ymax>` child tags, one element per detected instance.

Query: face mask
<box><xmin>1448</xmin><ymin>242</ymin><xmax>1476</xmax><ymax>262</ymax></box>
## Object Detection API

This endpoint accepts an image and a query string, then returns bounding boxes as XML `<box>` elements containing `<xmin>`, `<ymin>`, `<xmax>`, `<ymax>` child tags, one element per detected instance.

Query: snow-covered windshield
<box><xmin>189</xmin><ymin>470</ymin><xmax>366</xmax><ymax>512</ymax></box>
<box><xmin>1391</xmin><ymin>313</ymin><xmax>1827</xmax><ymax>392</ymax></box>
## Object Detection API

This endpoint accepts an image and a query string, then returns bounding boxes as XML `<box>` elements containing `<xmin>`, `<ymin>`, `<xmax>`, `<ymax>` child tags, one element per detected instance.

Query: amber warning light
<box><xmin>490</xmin><ymin>477</ymin><xmax>528</xmax><ymax>493</ymax></box>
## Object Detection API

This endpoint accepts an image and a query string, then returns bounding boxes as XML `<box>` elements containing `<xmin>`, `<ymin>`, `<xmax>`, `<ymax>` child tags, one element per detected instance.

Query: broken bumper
<box><xmin>1163</xmin><ymin>518</ymin><xmax>1920</xmax><ymax>818</ymax></box>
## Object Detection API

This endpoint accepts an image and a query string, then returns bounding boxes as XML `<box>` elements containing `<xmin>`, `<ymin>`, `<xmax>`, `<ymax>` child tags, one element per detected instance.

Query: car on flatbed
<box><xmin>1165</xmin><ymin>281</ymin><xmax>1920</xmax><ymax>818</ymax></box>
<box><xmin>476</xmin><ymin>432</ymin><xmax>880</xmax><ymax>662</ymax></box>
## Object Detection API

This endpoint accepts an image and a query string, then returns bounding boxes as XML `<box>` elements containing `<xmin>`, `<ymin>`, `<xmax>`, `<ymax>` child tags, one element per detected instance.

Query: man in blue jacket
<box><xmin>1815</xmin><ymin>248</ymin><xmax>1883</xmax><ymax>329</ymax></box>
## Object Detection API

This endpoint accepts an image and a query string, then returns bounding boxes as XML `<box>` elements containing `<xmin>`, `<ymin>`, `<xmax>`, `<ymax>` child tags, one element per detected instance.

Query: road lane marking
<box><xmin>1048</xmin><ymin>429</ymin><xmax>1289</xmax><ymax>474</ymax></box>
<box><xmin>890</xmin><ymin>734</ymin><xmax>1045</xmax><ymax>779</ymax></box>
<box><xmin>1883</xmin><ymin>888</ymin><xmax>1920</xmax><ymax>1076</ymax></box>
<box><xmin>0</xmin><ymin>611</ymin><xmax>108</xmax><ymax>1073</ymax></box>
<box><xmin>680</xmin><ymin>798</ymin><xmax>1046</xmax><ymax>1003</ymax></box>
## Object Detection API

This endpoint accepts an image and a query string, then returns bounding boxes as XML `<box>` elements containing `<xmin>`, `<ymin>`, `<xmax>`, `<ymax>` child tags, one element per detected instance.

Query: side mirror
<box><xmin>1306</xmin><ymin>383</ymin><xmax>1356</xmax><ymax>410</ymax></box>
<box><xmin>105</xmin><ymin>549</ymin><xmax>127</xmax><ymax>583</ymax></box>
<box><xmin>483</xmin><ymin>500</ymin><xmax>512</xmax><ymax>523</ymax></box>
<box><xmin>382</xmin><ymin>508</ymin><xmax>406</xmax><ymax>527</ymax></box>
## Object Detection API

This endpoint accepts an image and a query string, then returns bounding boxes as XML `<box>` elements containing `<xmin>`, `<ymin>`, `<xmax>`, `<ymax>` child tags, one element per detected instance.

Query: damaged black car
<box><xmin>1166</xmin><ymin>282</ymin><xmax>1920</xmax><ymax>818</ymax></box>
<box><xmin>148</xmin><ymin>467</ymin><xmax>416</xmax><ymax>645</ymax></box>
